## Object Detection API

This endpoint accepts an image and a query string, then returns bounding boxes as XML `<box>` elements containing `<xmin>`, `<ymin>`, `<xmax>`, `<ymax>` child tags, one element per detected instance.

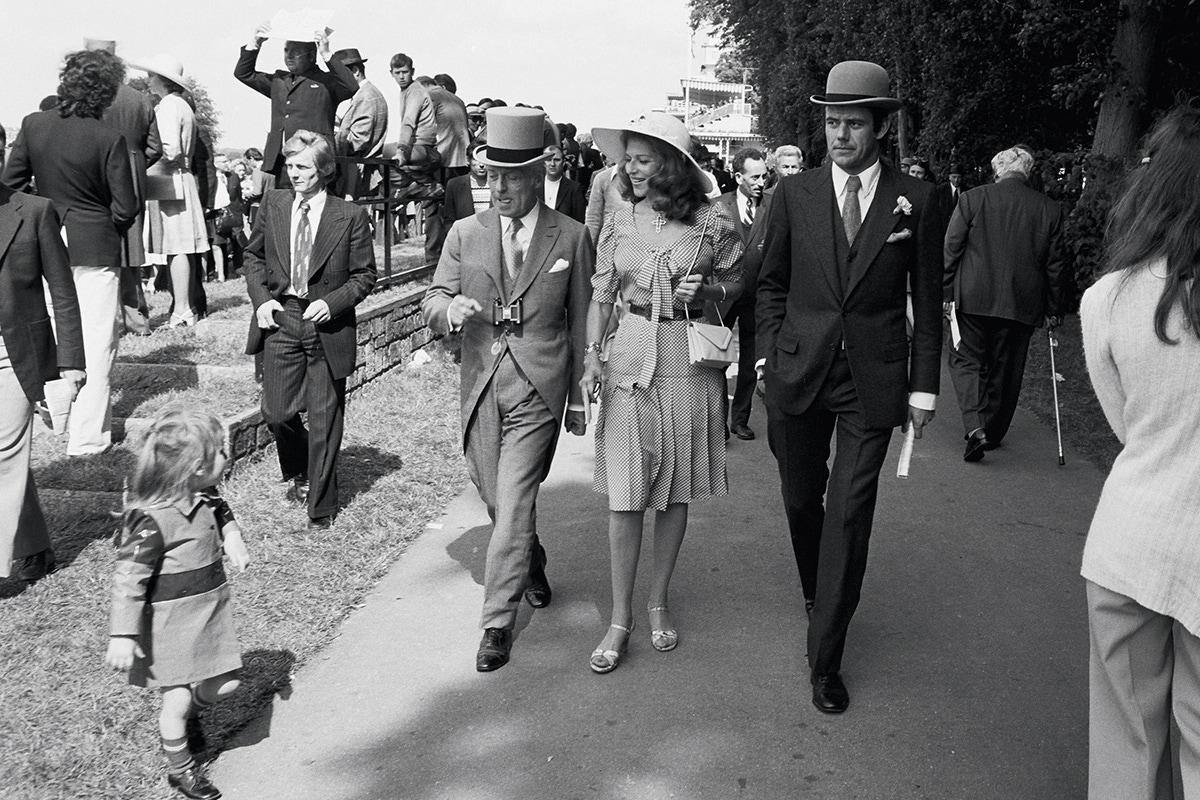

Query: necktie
<box><xmin>842</xmin><ymin>174</ymin><xmax>862</xmax><ymax>247</ymax></box>
<box><xmin>744</xmin><ymin>198</ymin><xmax>755</xmax><ymax>228</ymax></box>
<box><xmin>293</xmin><ymin>199</ymin><xmax>312</xmax><ymax>298</ymax></box>
<box><xmin>503</xmin><ymin>218</ymin><xmax>524</xmax><ymax>283</ymax></box>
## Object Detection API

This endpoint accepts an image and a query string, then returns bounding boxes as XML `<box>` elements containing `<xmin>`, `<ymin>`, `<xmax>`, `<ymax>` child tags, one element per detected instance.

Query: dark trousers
<box><xmin>119</xmin><ymin>266</ymin><xmax>150</xmax><ymax>335</ymax></box>
<box><xmin>261</xmin><ymin>299</ymin><xmax>346</xmax><ymax>519</ymax></box>
<box><xmin>947</xmin><ymin>311</ymin><xmax>1034</xmax><ymax>443</ymax></box>
<box><xmin>766</xmin><ymin>352</ymin><xmax>893</xmax><ymax>676</ymax></box>
<box><xmin>723</xmin><ymin>289</ymin><xmax>757</xmax><ymax>427</ymax></box>
<box><xmin>423</xmin><ymin>165</ymin><xmax>469</xmax><ymax>265</ymax></box>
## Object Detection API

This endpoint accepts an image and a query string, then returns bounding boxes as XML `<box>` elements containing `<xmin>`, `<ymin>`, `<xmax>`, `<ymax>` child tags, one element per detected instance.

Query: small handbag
<box><xmin>144</xmin><ymin>161</ymin><xmax>185</xmax><ymax>201</ymax></box>
<box><xmin>682</xmin><ymin>211</ymin><xmax>736</xmax><ymax>368</ymax></box>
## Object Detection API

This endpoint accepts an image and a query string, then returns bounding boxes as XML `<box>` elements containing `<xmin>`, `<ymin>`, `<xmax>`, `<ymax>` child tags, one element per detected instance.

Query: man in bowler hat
<box><xmin>423</xmin><ymin>108</ymin><xmax>594</xmax><ymax>672</ymax></box>
<box><xmin>757</xmin><ymin>60</ymin><xmax>943</xmax><ymax>713</ymax></box>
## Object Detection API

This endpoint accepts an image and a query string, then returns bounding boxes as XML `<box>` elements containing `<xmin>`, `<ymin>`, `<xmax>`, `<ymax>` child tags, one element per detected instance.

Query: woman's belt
<box><xmin>627</xmin><ymin>304</ymin><xmax>695</xmax><ymax>323</ymax></box>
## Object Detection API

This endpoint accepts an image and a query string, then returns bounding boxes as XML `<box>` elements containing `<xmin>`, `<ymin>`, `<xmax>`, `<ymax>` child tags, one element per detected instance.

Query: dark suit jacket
<box><xmin>716</xmin><ymin>190</ymin><xmax>769</xmax><ymax>285</ymax></box>
<box><xmin>550</xmin><ymin>177</ymin><xmax>586</xmax><ymax>224</ymax></box>
<box><xmin>243</xmin><ymin>190</ymin><xmax>377</xmax><ymax>379</ymax></box>
<box><xmin>1</xmin><ymin>111</ymin><xmax>138</xmax><ymax>266</ymax></box>
<box><xmin>944</xmin><ymin>176</ymin><xmax>1066</xmax><ymax>328</ymax></box>
<box><xmin>0</xmin><ymin>187</ymin><xmax>85</xmax><ymax>402</ymax></box>
<box><xmin>234</xmin><ymin>48</ymin><xmax>358</xmax><ymax>171</ymax></box>
<box><xmin>103</xmin><ymin>84</ymin><xmax>162</xmax><ymax>195</ymax></box>
<box><xmin>757</xmin><ymin>162</ymin><xmax>943</xmax><ymax>428</ymax></box>
<box><xmin>444</xmin><ymin>174</ymin><xmax>488</xmax><ymax>225</ymax></box>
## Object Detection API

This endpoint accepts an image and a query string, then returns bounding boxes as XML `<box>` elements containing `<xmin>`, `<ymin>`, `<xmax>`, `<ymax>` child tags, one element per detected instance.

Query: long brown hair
<box><xmin>613</xmin><ymin>132</ymin><xmax>709</xmax><ymax>223</ymax></box>
<box><xmin>1102</xmin><ymin>104</ymin><xmax>1200</xmax><ymax>343</ymax></box>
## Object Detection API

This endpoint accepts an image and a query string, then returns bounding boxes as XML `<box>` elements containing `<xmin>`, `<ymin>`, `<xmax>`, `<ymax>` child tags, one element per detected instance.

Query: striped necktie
<box><xmin>504</xmin><ymin>218</ymin><xmax>524</xmax><ymax>282</ymax></box>
<box><xmin>292</xmin><ymin>199</ymin><xmax>312</xmax><ymax>298</ymax></box>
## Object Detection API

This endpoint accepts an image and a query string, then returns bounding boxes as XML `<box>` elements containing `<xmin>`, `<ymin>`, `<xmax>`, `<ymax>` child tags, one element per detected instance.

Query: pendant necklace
<box><xmin>637</xmin><ymin>199</ymin><xmax>666</xmax><ymax>234</ymax></box>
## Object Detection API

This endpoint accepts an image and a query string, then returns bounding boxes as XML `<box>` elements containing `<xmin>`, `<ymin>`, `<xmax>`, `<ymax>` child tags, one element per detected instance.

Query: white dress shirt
<box><xmin>736</xmin><ymin>189</ymin><xmax>758</xmax><ymax>227</ymax></box>
<box><xmin>499</xmin><ymin>202</ymin><xmax>539</xmax><ymax>254</ymax></box>
<box><xmin>287</xmin><ymin>190</ymin><xmax>327</xmax><ymax>297</ymax></box>
<box><xmin>544</xmin><ymin>177</ymin><xmax>561</xmax><ymax>213</ymax></box>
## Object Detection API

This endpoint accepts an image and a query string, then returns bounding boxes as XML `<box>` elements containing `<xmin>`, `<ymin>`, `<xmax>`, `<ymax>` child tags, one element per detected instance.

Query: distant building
<box><xmin>659</xmin><ymin>25</ymin><xmax>763</xmax><ymax>161</ymax></box>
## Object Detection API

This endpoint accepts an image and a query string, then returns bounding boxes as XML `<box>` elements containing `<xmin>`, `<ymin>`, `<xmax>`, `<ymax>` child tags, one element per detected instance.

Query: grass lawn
<box><xmin>1019</xmin><ymin>313</ymin><xmax>1121</xmax><ymax>471</ymax></box>
<box><xmin>0</xmin><ymin>345</ymin><xmax>465</xmax><ymax>800</ymax></box>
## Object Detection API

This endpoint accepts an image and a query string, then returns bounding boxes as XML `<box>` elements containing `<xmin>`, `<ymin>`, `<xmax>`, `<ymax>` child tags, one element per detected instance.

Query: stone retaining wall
<box><xmin>227</xmin><ymin>285</ymin><xmax>436</xmax><ymax>466</ymax></box>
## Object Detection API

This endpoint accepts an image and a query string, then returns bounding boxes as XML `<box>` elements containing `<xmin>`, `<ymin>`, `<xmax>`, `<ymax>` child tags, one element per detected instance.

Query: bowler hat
<box><xmin>331</xmin><ymin>48</ymin><xmax>367</xmax><ymax>67</ymax></box>
<box><xmin>474</xmin><ymin>108</ymin><xmax>553</xmax><ymax>168</ymax></box>
<box><xmin>592</xmin><ymin>112</ymin><xmax>717</xmax><ymax>196</ymax></box>
<box><xmin>811</xmin><ymin>60</ymin><xmax>903</xmax><ymax>113</ymax></box>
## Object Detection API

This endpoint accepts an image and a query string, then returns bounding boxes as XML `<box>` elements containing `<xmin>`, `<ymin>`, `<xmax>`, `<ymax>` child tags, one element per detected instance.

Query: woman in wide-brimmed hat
<box><xmin>136</xmin><ymin>54</ymin><xmax>209</xmax><ymax>328</ymax></box>
<box><xmin>579</xmin><ymin>111</ymin><xmax>744</xmax><ymax>674</ymax></box>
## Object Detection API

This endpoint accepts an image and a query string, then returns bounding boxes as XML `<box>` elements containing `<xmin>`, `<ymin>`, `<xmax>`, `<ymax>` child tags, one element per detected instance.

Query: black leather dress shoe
<box><xmin>525</xmin><ymin>549</ymin><xmax>552</xmax><ymax>608</ymax></box>
<box><xmin>286</xmin><ymin>478</ymin><xmax>310</xmax><ymax>505</ymax></box>
<box><xmin>14</xmin><ymin>548</ymin><xmax>57</xmax><ymax>586</ymax></box>
<box><xmin>307</xmin><ymin>515</ymin><xmax>336</xmax><ymax>530</ymax></box>
<box><xmin>476</xmin><ymin>628</ymin><xmax>513</xmax><ymax>672</ymax></box>
<box><xmin>168</xmin><ymin>766</ymin><xmax>222</xmax><ymax>799</ymax></box>
<box><xmin>811</xmin><ymin>672</ymin><xmax>850</xmax><ymax>714</ymax></box>
<box><xmin>963</xmin><ymin>429</ymin><xmax>989</xmax><ymax>462</ymax></box>
<box><xmin>982</xmin><ymin>438</ymin><xmax>1001</xmax><ymax>451</ymax></box>
<box><xmin>731</xmin><ymin>423</ymin><xmax>756</xmax><ymax>440</ymax></box>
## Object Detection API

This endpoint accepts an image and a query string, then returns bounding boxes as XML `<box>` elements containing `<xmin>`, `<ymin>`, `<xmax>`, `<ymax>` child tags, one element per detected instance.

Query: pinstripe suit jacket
<box><xmin>243</xmin><ymin>189</ymin><xmax>377</xmax><ymax>379</ymax></box>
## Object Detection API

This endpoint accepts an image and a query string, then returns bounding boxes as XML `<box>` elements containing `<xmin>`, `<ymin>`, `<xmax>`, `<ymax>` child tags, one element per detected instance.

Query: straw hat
<box><xmin>131</xmin><ymin>54</ymin><xmax>188</xmax><ymax>90</ymax></box>
<box><xmin>473</xmin><ymin>108</ymin><xmax>553</xmax><ymax>168</ymax></box>
<box><xmin>591</xmin><ymin>112</ymin><xmax>716</xmax><ymax>195</ymax></box>
<box><xmin>810</xmin><ymin>60</ymin><xmax>903</xmax><ymax>113</ymax></box>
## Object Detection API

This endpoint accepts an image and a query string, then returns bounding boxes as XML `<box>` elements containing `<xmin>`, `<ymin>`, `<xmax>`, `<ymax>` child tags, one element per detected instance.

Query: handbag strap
<box><xmin>682</xmin><ymin>207</ymin><xmax>721</xmax><ymax>326</ymax></box>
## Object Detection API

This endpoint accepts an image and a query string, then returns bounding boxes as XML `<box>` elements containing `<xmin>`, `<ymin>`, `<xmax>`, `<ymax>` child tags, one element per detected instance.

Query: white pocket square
<box><xmin>548</xmin><ymin>258</ymin><xmax>570</xmax><ymax>273</ymax></box>
<box><xmin>886</xmin><ymin>229</ymin><xmax>913</xmax><ymax>243</ymax></box>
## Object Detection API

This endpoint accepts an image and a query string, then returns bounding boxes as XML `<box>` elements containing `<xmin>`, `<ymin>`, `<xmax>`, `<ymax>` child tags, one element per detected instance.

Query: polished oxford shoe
<box><xmin>476</xmin><ymin>628</ymin><xmax>513</xmax><ymax>672</ymax></box>
<box><xmin>168</xmin><ymin>767</ymin><xmax>222</xmax><ymax>799</ymax></box>
<box><xmin>812</xmin><ymin>672</ymin><xmax>850</xmax><ymax>713</ymax></box>
<box><xmin>963</xmin><ymin>429</ymin><xmax>989</xmax><ymax>462</ymax></box>
<box><xmin>286</xmin><ymin>477</ymin><xmax>310</xmax><ymax>505</ymax></box>
<box><xmin>14</xmin><ymin>548</ymin><xmax>57</xmax><ymax>586</ymax></box>
<box><xmin>525</xmin><ymin>550</ymin><xmax>552</xmax><ymax>608</ymax></box>
<box><xmin>731</xmin><ymin>423</ymin><xmax>756</xmax><ymax>440</ymax></box>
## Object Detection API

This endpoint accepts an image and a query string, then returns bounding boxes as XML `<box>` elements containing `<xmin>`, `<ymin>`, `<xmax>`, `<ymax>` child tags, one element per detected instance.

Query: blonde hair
<box><xmin>125</xmin><ymin>407</ymin><xmax>226</xmax><ymax>512</ymax></box>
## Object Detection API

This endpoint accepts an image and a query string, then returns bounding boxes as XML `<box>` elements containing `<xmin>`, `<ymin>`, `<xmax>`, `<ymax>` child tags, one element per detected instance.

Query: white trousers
<box><xmin>56</xmin><ymin>266</ymin><xmax>120</xmax><ymax>455</ymax></box>
<box><xmin>1088</xmin><ymin>580</ymin><xmax>1200</xmax><ymax>799</ymax></box>
<box><xmin>0</xmin><ymin>348</ymin><xmax>49</xmax><ymax>577</ymax></box>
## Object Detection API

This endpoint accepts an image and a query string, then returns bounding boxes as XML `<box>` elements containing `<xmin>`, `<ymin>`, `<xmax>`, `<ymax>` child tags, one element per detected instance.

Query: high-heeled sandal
<box><xmin>648</xmin><ymin>606</ymin><xmax>678</xmax><ymax>652</ymax></box>
<box><xmin>589</xmin><ymin>622</ymin><xmax>633</xmax><ymax>674</ymax></box>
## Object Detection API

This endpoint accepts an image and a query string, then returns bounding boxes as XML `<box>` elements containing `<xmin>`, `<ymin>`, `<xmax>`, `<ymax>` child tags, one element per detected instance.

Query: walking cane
<box><xmin>1048</xmin><ymin>328</ymin><xmax>1066</xmax><ymax>466</ymax></box>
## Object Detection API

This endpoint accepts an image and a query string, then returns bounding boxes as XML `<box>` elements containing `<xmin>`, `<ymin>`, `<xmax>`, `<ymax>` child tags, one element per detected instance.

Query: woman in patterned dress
<box><xmin>581</xmin><ymin>113</ymin><xmax>743</xmax><ymax>674</ymax></box>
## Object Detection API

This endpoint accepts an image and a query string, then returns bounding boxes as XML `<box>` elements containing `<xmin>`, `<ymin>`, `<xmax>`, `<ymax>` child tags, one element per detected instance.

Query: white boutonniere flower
<box><xmin>893</xmin><ymin>196</ymin><xmax>913</xmax><ymax>215</ymax></box>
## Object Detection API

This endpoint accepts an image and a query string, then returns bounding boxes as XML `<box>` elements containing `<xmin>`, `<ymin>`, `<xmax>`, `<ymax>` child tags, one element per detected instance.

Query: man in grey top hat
<box><xmin>757</xmin><ymin>60</ymin><xmax>944</xmax><ymax>713</ymax></box>
<box><xmin>423</xmin><ymin>107</ymin><xmax>594</xmax><ymax>672</ymax></box>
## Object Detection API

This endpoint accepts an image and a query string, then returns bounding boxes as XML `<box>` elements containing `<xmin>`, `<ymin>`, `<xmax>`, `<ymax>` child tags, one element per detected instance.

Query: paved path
<box><xmin>212</xmin><ymin>370</ymin><xmax>1102</xmax><ymax>799</ymax></box>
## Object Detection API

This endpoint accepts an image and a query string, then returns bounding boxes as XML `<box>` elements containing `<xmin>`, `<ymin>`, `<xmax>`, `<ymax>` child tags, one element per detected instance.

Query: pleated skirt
<box><xmin>594</xmin><ymin>315</ymin><xmax>728</xmax><ymax>511</ymax></box>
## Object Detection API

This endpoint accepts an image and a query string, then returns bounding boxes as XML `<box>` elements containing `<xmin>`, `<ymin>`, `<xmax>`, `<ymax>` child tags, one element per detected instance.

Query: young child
<box><xmin>106</xmin><ymin>408</ymin><xmax>250</xmax><ymax>800</ymax></box>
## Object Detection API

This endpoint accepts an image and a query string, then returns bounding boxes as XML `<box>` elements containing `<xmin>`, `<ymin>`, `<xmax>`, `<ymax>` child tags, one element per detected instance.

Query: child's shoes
<box><xmin>168</xmin><ymin>766</ymin><xmax>221</xmax><ymax>799</ymax></box>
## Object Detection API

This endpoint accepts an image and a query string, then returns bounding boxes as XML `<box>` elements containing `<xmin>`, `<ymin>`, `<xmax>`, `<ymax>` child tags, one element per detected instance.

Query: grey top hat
<box><xmin>811</xmin><ymin>60</ymin><xmax>903</xmax><ymax>113</ymax></box>
<box><xmin>474</xmin><ymin>108</ymin><xmax>553</xmax><ymax>168</ymax></box>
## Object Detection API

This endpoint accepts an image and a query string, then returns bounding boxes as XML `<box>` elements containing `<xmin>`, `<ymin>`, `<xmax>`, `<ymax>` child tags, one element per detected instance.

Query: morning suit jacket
<box><xmin>235</xmin><ymin>48</ymin><xmax>358</xmax><ymax>170</ymax></box>
<box><xmin>0</xmin><ymin>187</ymin><xmax>85</xmax><ymax>402</ymax></box>
<box><xmin>443</xmin><ymin>174</ymin><xmax>488</xmax><ymax>226</ymax></box>
<box><xmin>943</xmin><ymin>175</ymin><xmax>1066</xmax><ymax>328</ymax></box>
<box><xmin>423</xmin><ymin>204</ymin><xmax>594</xmax><ymax>458</ymax></box>
<box><xmin>549</xmin><ymin>177</ymin><xmax>587</xmax><ymax>225</ymax></box>
<box><xmin>243</xmin><ymin>189</ymin><xmax>377</xmax><ymax>379</ymax></box>
<box><xmin>1</xmin><ymin>111</ymin><xmax>138</xmax><ymax>267</ymax></box>
<box><xmin>756</xmin><ymin>161</ymin><xmax>942</xmax><ymax>429</ymax></box>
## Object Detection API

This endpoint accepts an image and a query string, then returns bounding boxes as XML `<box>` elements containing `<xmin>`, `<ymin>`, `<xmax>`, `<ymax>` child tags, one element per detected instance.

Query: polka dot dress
<box><xmin>592</xmin><ymin>202</ymin><xmax>744</xmax><ymax>511</ymax></box>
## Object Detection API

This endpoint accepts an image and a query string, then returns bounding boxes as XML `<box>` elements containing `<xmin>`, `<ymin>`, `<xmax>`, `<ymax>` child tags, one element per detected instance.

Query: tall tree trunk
<box><xmin>1092</xmin><ymin>0</ymin><xmax>1161</xmax><ymax>161</ymax></box>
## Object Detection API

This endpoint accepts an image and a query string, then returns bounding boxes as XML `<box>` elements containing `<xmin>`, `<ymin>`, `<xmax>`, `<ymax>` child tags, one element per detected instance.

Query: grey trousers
<box><xmin>464</xmin><ymin>354</ymin><xmax>558</xmax><ymax>630</ymax></box>
<box><xmin>1088</xmin><ymin>580</ymin><xmax>1200</xmax><ymax>799</ymax></box>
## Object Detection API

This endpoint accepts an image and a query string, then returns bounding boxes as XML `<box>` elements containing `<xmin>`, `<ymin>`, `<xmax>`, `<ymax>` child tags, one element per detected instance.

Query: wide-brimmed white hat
<box><xmin>810</xmin><ymin>60</ymin><xmax>903</xmax><ymax>113</ymax></box>
<box><xmin>130</xmin><ymin>54</ymin><xmax>188</xmax><ymax>90</ymax></box>
<box><xmin>592</xmin><ymin>112</ymin><xmax>716</xmax><ymax>196</ymax></box>
<box><xmin>474</xmin><ymin>108</ymin><xmax>553</xmax><ymax>168</ymax></box>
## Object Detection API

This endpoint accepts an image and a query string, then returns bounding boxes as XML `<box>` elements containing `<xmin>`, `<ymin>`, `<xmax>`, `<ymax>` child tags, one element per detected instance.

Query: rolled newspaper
<box><xmin>896</xmin><ymin>425</ymin><xmax>915</xmax><ymax>479</ymax></box>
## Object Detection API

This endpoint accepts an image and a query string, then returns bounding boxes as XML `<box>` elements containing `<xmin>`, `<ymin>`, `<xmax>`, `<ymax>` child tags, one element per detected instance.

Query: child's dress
<box><xmin>110</xmin><ymin>489</ymin><xmax>242</xmax><ymax>687</ymax></box>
